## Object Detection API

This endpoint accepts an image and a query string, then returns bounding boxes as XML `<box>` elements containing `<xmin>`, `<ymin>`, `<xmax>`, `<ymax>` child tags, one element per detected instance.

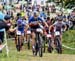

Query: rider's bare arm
<box><xmin>49</xmin><ymin>24</ymin><xmax>54</xmax><ymax>31</ymax></box>
<box><xmin>64</xmin><ymin>24</ymin><xmax>67</xmax><ymax>31</ymax></box>
<box><xmin>43</xmin><ymin>21</ymin><xmax>48</xmax><ymax>28</ymax></box>
<box><xmin>8</xmin><ymin>27</ymin><xmax>17</xmax><ymax>32</ymax></box>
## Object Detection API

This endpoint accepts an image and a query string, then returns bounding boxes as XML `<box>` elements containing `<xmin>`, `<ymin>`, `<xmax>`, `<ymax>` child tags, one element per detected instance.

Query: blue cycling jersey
<box><xmin>17</xmin><ymin>19</ymin><xmax>26</xmax><ymax>33</ymax></box>
<box><xmin>28</xmin><ymin>16</ymin><xmax>44</xmax><ymax>23</ymax></box>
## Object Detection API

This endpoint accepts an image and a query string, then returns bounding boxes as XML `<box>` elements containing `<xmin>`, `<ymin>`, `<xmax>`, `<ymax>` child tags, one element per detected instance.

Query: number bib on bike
<box><xmin>16</xmin><ymin>31</ymin><xmax>21</xmax><ymax>35</ymax></box>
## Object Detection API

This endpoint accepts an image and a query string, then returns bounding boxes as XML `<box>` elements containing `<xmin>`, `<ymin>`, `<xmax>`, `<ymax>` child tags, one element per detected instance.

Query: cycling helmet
<box><xmin>17</xmin><ymin>13</ymin><xmax>21</xmax><ymax>16</ymax></box>
<box><xmin>47</xmin><ymin>16</ymin><xmax>50</xmax><ymax>20</ymax></box>
<box><xmin>17</xmin><ymin>19</ymin><xmax>23</xmax><ymax>25</ymax></box>
<box><xmin>57</xmin><ymin>16</ymin><xmax>63</xmax><ymax>21</ymax></box>
<box><xmin>4</xmin><ymin>15</ymin><xmax>11</xmax><ymax>20</ymax></box>
<box><xmin>33</xmin><ymin>11</ymin><xmax>39</xmax><ymax>17</ymax></box>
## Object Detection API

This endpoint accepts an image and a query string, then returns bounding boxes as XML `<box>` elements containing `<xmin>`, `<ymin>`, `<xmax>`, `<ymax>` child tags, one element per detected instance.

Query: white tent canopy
<box><xmin>19</xmin><ymin>1</ymin><xmax>27</xmax><ymax>4</ymax></box>
<box><xmin>32</xmin><ymin>0</ymin><xmax>47</xmax><ymax>6</ymax></box>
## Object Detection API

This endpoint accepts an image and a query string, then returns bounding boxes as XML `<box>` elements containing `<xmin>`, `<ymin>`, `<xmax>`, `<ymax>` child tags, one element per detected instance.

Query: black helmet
<box><xmin>4</xmin><ymin>15</ymin><xmax>11</xmax><ymax>20</ymax></box>
<box><xmin>17</xmin><ymin>13</ymin><xmax>21</xmax><ymax>17</ymax></box>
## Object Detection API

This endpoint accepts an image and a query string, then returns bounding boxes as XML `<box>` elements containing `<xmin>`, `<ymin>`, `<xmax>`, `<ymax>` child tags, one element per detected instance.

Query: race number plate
<box><xmin>16</xmin><ymin>31</ymin><xmax>21</xmax><ymax>35</ymax></box>
<box><xmin>47</xmin><ymin>34</ymin><xmax>52</xmax><ymax>38</ymax></box>
<box><xmin>36</xmin><ymin>28</ymin><xmax>43</xmax><ymax>33</ymax></box>
<box><xmin>27</xmin><ymin>30</ymin><xmax>31</xmax><ymax>34</ymax></box>
<box><xmin>55</xmin><ymin>31</ymin><xmax>60</xmax><ymax>36</ymax></box>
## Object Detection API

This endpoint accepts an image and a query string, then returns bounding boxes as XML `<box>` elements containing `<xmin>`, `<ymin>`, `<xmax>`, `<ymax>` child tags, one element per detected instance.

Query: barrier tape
<box><xmin>62</xmin><ymin>44</ymin><xmax>75</xmax><ymax>50</ymax></box>
<box><xmin>0</xmin><ymin>43</ymin><xmax>6</xmax><ymax>50</ymax></box>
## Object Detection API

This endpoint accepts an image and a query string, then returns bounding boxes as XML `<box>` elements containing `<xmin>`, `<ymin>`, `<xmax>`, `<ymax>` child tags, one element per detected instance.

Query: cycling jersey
<box><xmin>53</xmin><ymin>21</ymin><xmax>66</xmax><ymax>32</ymax></box>
<box><xmin>17</xmin><ymin>19</ymin><xmax>26</xmax><ymax>33</ymax></box>
<box><xmin>29</xmin><ymin>16</ymin><xmax>44</xmax><ymax>23</ymax></box>
<box><xmin>29</xmin><ymin>16</ymin><xmax>44</xmax><ymax>30</ymax></box>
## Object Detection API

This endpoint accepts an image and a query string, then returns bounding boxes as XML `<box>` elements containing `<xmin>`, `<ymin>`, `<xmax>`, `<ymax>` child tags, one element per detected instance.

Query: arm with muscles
<box><xmin>8</xmin><ymin>26</ymin><xmax>17</xmax><ymax>32</ymax></box>
<box><xmin>21</xmin><ymin>20</ymin><xmax>29</xmax><ymax>32</ymax></box>
<box><xmin>28</xmin><ymin>17</ymin><xmax>34</xmax><ymax>25</ymax></box>
<box><xmin>62</xmin><ymin>22</ymin><xmax>67</xmax><ymax>31</ymax></box>
<box><xmin>64</xmin><ymin>25</ymin><xmax>67</xmax><ymax>31</ymax></box>
<box><xmin>24</xmin><ymin>23</ymin><xmax>29</xmax><ymax>32</ymax></box>
<box><xmin>28</xmin><ymin>16</ymin><xmax>34</xmax><ymax>24</ymax></box>
<box><xmin>5</xmin><ymin>24</ymin><xmax>17</xmax><ymax>32</ymax></box>
<box><xmin>59</xmin><ymin>21</ymin><xmax>67</xmax><ymax>32</ymax></box>
<box><xmin>49</xmin><ymin>24</ymin><xmax>54</xmax><ymax>33</ymax></box>
<box><xmin>44</xmin><ymin>21</ymin><xmax>48</xmax><ymax>27</ymax></box>
<box><xmin>49</xmin><ymin>21</ymin><xmax>57</xmax><ymax>32</ymax></box>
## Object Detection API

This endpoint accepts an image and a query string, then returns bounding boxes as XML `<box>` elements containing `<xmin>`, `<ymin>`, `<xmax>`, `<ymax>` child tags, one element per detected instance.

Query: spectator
<box><xmin>0</xmin><ymin>15</ymin><xmax>15</xmax><ymax>43</ymax></box>
<box><xmin>0</xmin><ymin>4</ymin><xmax>5</xmax><ymax>20</ymax></box>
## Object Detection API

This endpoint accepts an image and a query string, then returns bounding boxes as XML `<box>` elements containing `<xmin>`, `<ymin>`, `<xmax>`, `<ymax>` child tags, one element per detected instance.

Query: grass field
<box><xmin>0</xmin><ymin>30</ymin><xmax>75</xmax><ymax>61</ymax></box>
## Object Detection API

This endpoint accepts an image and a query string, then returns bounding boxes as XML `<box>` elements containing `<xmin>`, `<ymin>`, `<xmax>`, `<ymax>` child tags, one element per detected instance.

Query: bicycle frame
<box><xmin>54</xmin><ymin>31</ymin><xmax>62</xmax><ymax>54</ymax></box>
<box><xmin>35</xmin><ymin>28</ymin><xmax>43</xmax><ymax>57</ymax></box>
<box><xmin>15</xmin><ymin>30</ymin><xmax>23</xmax><ymax>51</ymax></box>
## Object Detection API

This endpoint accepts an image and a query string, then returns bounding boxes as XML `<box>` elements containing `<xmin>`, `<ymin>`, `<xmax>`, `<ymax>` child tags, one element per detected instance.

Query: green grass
<box><xmin>62</xmin><ymin>30</ymin><xmax>75</xmax><ymax>54</ymax></box>
<box><xmin>0</xmin><ymin>30</ymin><xmax>75</xmax><ymax>61</ymax></box>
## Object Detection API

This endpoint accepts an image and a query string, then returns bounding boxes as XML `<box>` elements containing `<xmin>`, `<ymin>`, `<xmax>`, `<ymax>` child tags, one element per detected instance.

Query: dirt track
<box><xmin>17</xmin><ymin>50</ymin><xmax>75</xmax><ymax>61</ymax></box>
<box><xmin>18</xmin><ymin>54</ymin><xmax>75</xmax><ymax>61</ymax></box>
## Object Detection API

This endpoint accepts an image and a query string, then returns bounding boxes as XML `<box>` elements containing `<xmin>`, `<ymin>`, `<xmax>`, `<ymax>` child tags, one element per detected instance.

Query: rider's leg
<box><xmin>54</xmin><ymin>36</ymin><xmax>62</xmax><ymax>48</ymax></box>
<box><xmin>60</xmin><ymin>34</ymin><xmax>62</xmax><ymax>45</ymax></box>
<box><xmin>31</xmin><ymin>32</ymin><xmax>36</xmax><ymax>50</ymax></box>
<box><xmin>15</xmin><ymin>35</ymin><xmax>18</xmax><ymax>49</ymax></box>
<box><xmin>15</xmin><ymin>34</ymin><xmax>17</xmax><ymax>45</ymax></box>
<box><xmin>26</xmin><ymin>34</ymin><xmax>30</xmax><ymax>42</ymax></box>
<box><xmin>21</xmin><ymin>33</ymin><xmax>24</xmax><ymax>46</ymax></box>
<box><xmin>51</xmin><ymin>33</ymin><xmax>55</xmax><ymax>49</ymax></box>
<box><xmin>15</xmin><ymin>30</ymin><xmax>18</xmax><ymax>46</ymax></box>
<box><xmin>24</xmin><ymin>33</ymin><xmax>27</xmax><ymax>43</ymax></box>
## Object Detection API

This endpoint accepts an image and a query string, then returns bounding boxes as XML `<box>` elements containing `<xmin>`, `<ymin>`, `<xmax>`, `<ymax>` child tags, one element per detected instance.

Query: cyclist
<box><xmin>49</xmin><ymin>16</ymin><xmax>67</xmax><ymax>52</ymax></box>
<box><xmin>50</xmin><ymin>16</ymin><xmax>67</xmax><ymax>38</ymax></box>
<box><xmin>28</xmin><ymin>11</ymin><xmax>48</xmax><ymax>53</ymax></box>
<box><xmin>0</xmin><ymin>4</ymin><xmax>5</xmax><ymax>21</ymax></box>
<box><xmin>15</xmin><ymin>18</ymin><xmax>28</xmax><ymax>50</ymax></box>
<box><xmin>44</xmin><ymin>17</ymin><xmax>53</xmax><ymax>36</ymax></box>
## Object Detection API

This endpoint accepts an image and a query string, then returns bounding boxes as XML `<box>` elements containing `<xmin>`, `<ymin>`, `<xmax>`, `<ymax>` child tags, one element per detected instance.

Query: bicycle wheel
<box><xmin>28</xmin><ymin>39</ymin><xmax>30</xmax><ymax>50</ymax></box>
<box><xmin>17</xmin><ymin>36</ymin><xmax>21</xmax><ymax>51</ymax></box>
<box><xmin>43</xmin><ymin>40</ymin><xmax>45</xmax><ymax>53</ymax></box>
<box><xmin>48</xmin><ymin>38</ymin><xmax>53</xmax><ymax>53</ymax></box>
<box><xmin>42</xmin><ymin>36</ymin><xmax>46</xmax><ymax>53</ymax></box>
<box><xmin>38</xmin><ymin>34</ymin><xmax>43</xmax><ymax>57</ymax></box>
<box><xmin>55</xmin><ymin>37</ymin><xmax>62</xmax><ymax>54</ymax></box>
<box><xmin>33</xmin><ymin>33</ymin><xmax>39</xmax><ymax>56</ymax></box>
<box><xmin>39</xmin><ymin>46</ymin><xmax>43</xmax><ymax>57</ymax></box>
<box><xmin>35</xmin><ymin>42</ymin><xmax>39</xmax><ymax>56</ymax></box>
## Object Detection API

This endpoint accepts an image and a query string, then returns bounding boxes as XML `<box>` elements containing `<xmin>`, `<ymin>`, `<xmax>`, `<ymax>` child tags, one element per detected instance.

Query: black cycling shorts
<box><xmin>30</xmin><ymin>25</ymin><xmax>40</xmax><ymax>32</ymax></box>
